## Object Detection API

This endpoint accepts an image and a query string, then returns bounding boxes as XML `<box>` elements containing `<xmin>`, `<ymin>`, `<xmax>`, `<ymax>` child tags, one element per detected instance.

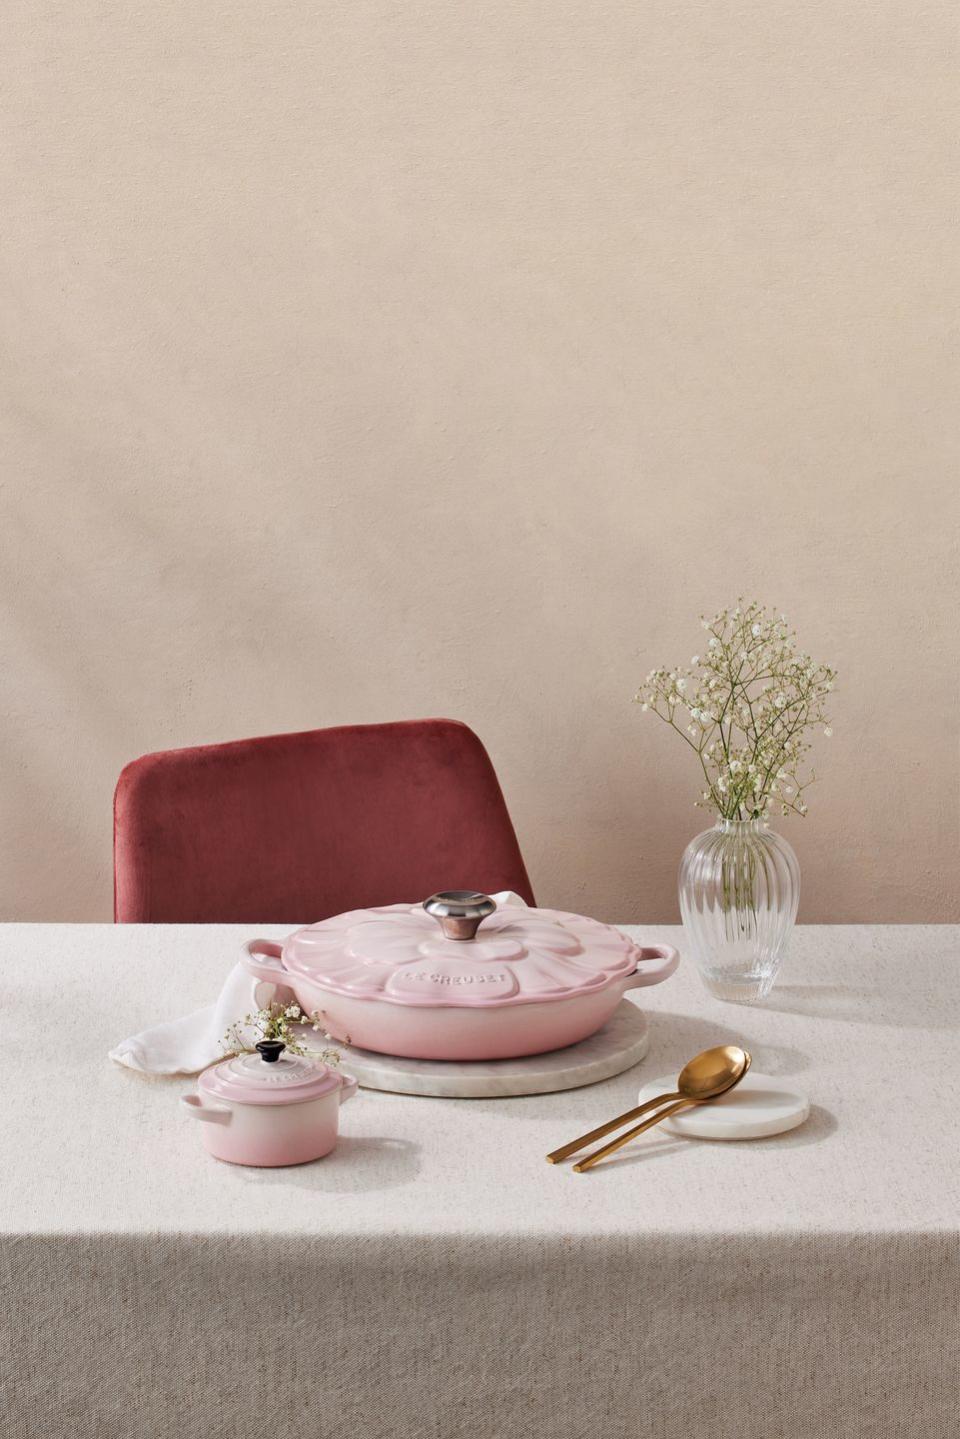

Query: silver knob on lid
<box><xmin>423</xmin><ymin>891</ymin><xmax>497</xmax><ymax>941</ymax></box>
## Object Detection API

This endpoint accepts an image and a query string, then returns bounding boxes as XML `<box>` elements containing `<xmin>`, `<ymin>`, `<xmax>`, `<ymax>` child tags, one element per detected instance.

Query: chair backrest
<box><xmin>114</xmin><ymin>718</ymin><xmax>534</xmax><ymax>923</ymax></box>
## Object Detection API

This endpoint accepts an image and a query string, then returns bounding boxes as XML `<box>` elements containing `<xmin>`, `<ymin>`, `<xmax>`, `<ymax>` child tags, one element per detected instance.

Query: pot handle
<box><xmin>242</xmin><ymin>938</ymin><xmax>290</xmax><ymax>984</ymax></box>
<box><xmin>181</xmin><ymin>1094</ymin><xmax>232</xmax><ymax>1126</ymax></box>
<box><xmin>623</xmin><ymin>944</ymin><xmax>680</xmax><ymax>989</ymax></box>
<box><xmin>338</xmin><ymin>1071</ymin><xmax>359</xmax><ymax>1106</ymax></box>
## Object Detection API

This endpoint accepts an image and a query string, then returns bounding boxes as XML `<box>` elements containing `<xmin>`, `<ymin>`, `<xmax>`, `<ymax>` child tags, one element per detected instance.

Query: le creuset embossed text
<box><xmin>242</xmin><ymin>892</ymin><xmax>679</xmax><ymax>1061</ymax></box>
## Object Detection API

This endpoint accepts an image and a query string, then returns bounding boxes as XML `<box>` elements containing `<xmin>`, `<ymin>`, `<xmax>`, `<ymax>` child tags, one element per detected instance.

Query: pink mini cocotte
<box><xmin>182</xmin><ymin>1041</ymin><xmax>358</xmax><ymax>1166</ymax></box>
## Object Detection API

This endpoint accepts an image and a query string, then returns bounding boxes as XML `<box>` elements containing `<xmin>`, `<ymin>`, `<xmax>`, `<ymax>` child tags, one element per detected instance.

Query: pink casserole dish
<box><xmin>243</xmin><ymin>891</ymin><xmax>679</xmax><ymax>1062</ymax></box>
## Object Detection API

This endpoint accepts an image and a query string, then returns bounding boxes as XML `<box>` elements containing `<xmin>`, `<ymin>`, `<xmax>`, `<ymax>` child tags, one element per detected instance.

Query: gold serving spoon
<box><xmin>546</xmin><ymin>1045</ymin><xmax>751</xmax><ymax>1172</ymax></box>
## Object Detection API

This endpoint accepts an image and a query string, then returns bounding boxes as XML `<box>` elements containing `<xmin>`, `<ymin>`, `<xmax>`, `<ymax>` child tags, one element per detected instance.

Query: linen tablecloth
<box><xmin>2</xmin><ymin>923</ymin><xmax>958</xmax><ymax>1438</ymax></box>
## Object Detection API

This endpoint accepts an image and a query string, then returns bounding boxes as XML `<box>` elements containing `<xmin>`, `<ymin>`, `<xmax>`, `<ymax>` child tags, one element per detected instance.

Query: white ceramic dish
<box><xmin>636</xmin><ymin>1070</ymin><xmax>810</xmax><ymax>1140</ymax></box>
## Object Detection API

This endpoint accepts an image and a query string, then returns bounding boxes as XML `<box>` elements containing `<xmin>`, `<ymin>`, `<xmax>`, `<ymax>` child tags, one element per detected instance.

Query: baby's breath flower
<box><xmin>221</xmin><ymin>1001</ymin><xmax>341</xmax><ymax>1063</ymax></box>
<box><xmin>635</xmin><ymin>601</ymin><xmax>835</xmax><ymax>820</ymax></box>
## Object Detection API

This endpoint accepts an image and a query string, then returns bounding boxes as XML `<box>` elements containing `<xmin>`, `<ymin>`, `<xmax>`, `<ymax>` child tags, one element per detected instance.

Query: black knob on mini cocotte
<box><xmin>256</xmin><ymin>1040</ymin><xmax>285</xmax><ymax>1063</ymax></box>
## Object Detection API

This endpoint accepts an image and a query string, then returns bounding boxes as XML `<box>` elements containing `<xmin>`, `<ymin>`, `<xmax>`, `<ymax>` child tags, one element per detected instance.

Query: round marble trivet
<box><xmin>301</xmin><ymin>1002</ymin><xmax>649</xmax><ymax>1098</ymax></box>
<box><xmin>636</xmin><ymin>1070</ymin><xmax>809</xmax><ymax>1139</ymax></box>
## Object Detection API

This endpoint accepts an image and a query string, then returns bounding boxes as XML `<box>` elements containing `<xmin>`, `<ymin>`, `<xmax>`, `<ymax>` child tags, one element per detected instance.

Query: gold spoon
<box><xmin>572</xmin><ymin>1045</ymin><xmax>751</xmax><ymax>1172</ymax></box>
<box><xmin>546</xmin><ymin>1045</ymin><xmax>751</xmax><ymax>1170</ymax></box>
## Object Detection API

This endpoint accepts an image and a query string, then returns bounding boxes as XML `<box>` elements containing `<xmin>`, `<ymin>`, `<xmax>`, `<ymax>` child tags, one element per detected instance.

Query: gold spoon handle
<box><xmin>546</xmin><ymin>1090</ymin><xmax>682</xmax><ymax>1165</ymax></box>
<box><xmin>573</xmin><ymin>1098</ymin><xmax>697</xmax><ymax>1172</ymax></box>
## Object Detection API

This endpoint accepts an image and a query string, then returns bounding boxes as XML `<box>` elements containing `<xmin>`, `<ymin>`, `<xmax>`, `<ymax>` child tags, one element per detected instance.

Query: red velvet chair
<box><xmin>114</xmin><ymin>719</ymin><xmax>534</xmax><ymax>923</ymax></box>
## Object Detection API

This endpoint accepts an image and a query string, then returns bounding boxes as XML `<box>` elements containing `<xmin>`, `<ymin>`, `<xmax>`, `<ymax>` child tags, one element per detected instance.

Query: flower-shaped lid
<box><xmin>281</xmin><ymin>892</ymin><xmax>641</xmax><ymax>1009</ymax></box>
<box><xmin>198</xmin><ymin>1044</ymin><xmax>343</xmax><ymax>1106</ymax></box>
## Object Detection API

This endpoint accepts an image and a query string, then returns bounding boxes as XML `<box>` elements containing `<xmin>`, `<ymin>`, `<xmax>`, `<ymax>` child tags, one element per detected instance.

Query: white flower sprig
<box><xmin>636</xmin><ymin>600</ymin><xmax>836</xmax><ymax>820</ymax></box>
<box><xmin>222</xmin><ymin>1000</ymin><xmax>342</xmax><ymax>1065</ymax></box>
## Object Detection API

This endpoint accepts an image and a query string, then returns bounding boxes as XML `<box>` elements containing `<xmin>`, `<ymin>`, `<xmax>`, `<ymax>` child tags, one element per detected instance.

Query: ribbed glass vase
<box><xmin>678</xmin><ymin>818</ymin><xmax>800</xmax><ymax>1003</ymax></box>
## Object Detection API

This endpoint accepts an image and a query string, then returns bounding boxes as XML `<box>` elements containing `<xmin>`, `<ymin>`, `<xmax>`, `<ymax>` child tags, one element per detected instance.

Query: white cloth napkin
<box><xmin>109</xmin><ymin>892</ymin><xmax>529</xmax><ymax>1076</ymax></box>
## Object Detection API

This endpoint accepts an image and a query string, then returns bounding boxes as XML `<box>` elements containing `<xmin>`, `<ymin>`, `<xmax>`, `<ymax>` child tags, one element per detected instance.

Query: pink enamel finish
<box><xmin>183</xmin><ymin>1055</ymin><xmax>358</xmax><ymax>1166</ymax></box>
<box><xmin>243</xmin><ymin>903</ymin><xmax>679</xmax><ymax>1061</ymax></box>
<box><xmin>198</xmin><ymin>1049</ymin><xmax>343</xmax><ymax>1105</ymax></box>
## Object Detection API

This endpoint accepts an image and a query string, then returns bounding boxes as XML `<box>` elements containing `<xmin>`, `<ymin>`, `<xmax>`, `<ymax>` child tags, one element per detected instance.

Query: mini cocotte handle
<box><xmin>623</xmin><ymin>944</ymin><xmax>680</xmax><ymax>989</ymax></box>
<box><xmin>181</xmin><ymin>1094</ymin><xmax>232</xmax><ymax>1126</ymax></box>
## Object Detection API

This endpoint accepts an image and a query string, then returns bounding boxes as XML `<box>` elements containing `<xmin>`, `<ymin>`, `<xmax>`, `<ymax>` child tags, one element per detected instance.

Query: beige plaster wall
<box><xmin>1</xmin><ymin>1</ymin><xmax>957</xmax><ymax>922</ymax></box>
